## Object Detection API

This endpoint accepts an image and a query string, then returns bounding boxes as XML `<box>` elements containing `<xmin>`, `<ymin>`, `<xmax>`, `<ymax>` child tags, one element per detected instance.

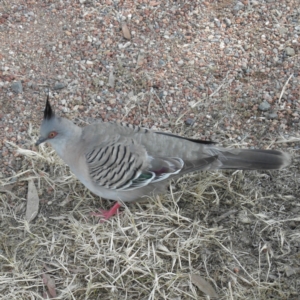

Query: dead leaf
<box><xmin>42</xmin><ymin>273</ymin><xmax>56</xmax><ymax>298</ymax></box>
<box><xmin>26</xmin><ymin>180</ymin><xmax>39</xmax><ymax>222</ymax></box>
<box><xmin>121</xmin><ymin>22</ymin><xmax>131</xmax><ymax>40</ymax></box>
<box><xmin>190</xmin><ymin>274</ymin><xmax>218</xmax><ymax>298</ymax></box>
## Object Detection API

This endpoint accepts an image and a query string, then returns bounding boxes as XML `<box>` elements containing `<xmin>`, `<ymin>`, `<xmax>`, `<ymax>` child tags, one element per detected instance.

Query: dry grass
<box><xmin>0</xmin><ymin>127</ymin><xmax>299</xmax><ymax>300</ymax></box>
<box><xmin>1</xmin><ymin>0</ymin><xmax>299</xmax><ymax>298</ymax></box>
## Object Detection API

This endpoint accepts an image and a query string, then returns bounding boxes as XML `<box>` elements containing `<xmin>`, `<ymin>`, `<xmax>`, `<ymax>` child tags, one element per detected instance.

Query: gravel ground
<box><xmin>0</xmin><ymin>0</ymin><xmax>300</xmax><ymax>299</ymax></box>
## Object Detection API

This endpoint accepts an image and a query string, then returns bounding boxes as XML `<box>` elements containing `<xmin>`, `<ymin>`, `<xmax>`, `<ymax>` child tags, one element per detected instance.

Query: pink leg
<box><xmin>90</xmin><ymin>202</ymin><xmax>122</xmax><ymax>222</ymax></box>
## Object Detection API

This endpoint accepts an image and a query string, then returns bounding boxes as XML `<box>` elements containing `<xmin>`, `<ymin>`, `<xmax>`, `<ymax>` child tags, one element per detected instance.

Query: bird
<box><xmin>36</xmin><ymin>96</ymin><xmax>291</xmax><ymax>220</ymax></box>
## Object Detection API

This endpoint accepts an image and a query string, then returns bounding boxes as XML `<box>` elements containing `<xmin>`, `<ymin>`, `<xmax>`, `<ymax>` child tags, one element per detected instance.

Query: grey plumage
<box><xmin>36</xmin><ymin>97</ymin><xmax>291</xmax><ymax>218</ymax></box>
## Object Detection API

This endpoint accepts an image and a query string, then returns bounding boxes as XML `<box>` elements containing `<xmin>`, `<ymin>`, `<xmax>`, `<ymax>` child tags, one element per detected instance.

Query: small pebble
<box><xmin>224</xmin><ymin>19</ymin><xmax>231</xmax><ymax>27</ymax></box>
<box><xmin>54</xmin><ymin>82</ymin><xmax>65</xmax><ymax>90</ymax></box>
<box><xmin>285</xmin><ymin>47</ymin><xmax>295</xmax><ymax>56</ymax></box>
<box><xmin>185</xmin><ymin>118</ymin><xmax>195</xmax><ymax>126</ymax></box>
<box><xmin>233</xmin><ymin>2</ymin><xmax>244</xmax><ymax>12</ymax></box>
<box><xmin>258</xmin><ymin>100</ymin><xmax>271</xmax><ymax>111</ymax></box>
<box><xmin>267</xmin><ymin>112</ymin><xmax>278</xmax><ymax>120</ymax></box>
<box><xmin>158</xmin><ymin>59</ymin><xmax>165</xmax><ymax>66</ymax></box>
<box><xmin>11</xmin><ymin>81</ymin><xmax>23</xmax><ymax>94</ymax></box>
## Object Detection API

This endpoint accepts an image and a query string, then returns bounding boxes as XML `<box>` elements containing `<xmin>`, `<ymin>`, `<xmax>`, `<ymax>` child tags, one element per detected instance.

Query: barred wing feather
<box><xmin>85</xmin><ymin>139</ymin><xmax>184</xmax><ymax>191</ymax></box>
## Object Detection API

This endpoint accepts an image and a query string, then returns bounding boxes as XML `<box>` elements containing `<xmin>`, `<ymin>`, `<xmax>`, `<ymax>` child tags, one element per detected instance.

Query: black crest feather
<box><xmin>44</xmin><ymin>95</ymin><xmax>54</xmax><ymax>120</ymax></box>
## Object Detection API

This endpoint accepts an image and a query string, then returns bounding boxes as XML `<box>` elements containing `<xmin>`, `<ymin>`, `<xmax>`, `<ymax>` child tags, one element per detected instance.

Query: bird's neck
<box><xmin>52</xmin><ymin>122</ymin><xmax>83</xmax><ymax>165</ymax></box>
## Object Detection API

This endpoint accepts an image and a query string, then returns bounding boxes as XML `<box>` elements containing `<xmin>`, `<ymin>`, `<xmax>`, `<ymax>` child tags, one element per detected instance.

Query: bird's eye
<box><xmin>48</xmin><ymin>131</ymin><xmax>57</xmax><ymax>139</ymax></box>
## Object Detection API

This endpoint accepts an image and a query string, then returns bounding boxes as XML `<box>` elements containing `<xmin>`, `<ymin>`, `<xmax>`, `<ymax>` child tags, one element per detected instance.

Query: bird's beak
<box><xmin>35</xmin><ymin>137</ymin><xmax>47</xmax><ymax>146</ymax></box>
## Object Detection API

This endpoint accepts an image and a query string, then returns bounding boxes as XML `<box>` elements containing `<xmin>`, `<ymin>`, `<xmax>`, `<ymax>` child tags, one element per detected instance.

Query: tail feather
<box><xmin>179</xmin><ymin>148</ymin><xmax>290</xmax><ymax>175</ymax></box>
<box><xmin>210</xmin><ymin>148</ymin><xmax>291</xmax><ymax>170</ymax></box>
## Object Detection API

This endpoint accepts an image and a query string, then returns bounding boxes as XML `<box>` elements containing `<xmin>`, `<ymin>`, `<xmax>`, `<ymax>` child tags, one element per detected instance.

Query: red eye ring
<box><xmin>48</xmin><ymin>131</ymin><xmax>57</xmax><ymax>139</ymax></box>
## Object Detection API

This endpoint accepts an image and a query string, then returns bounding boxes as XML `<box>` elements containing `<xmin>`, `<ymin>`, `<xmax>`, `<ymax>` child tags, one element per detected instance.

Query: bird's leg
<box><xmin>90</xmin><ymin>202</ymin><xmax>121</xmax><ymax>222</ymax></box>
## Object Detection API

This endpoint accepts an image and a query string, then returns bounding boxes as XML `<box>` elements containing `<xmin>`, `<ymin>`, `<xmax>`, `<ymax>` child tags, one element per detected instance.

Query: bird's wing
<box><xmin>84</xmin><ymin>133</ymin><xmax>184</xmax><ymax>191</ymax></box>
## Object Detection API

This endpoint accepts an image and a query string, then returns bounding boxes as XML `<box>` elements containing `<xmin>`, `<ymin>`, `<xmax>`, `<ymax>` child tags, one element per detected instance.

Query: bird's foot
<box><xmin>90</xmin><ymin>202</ymin><xmax>121</xmax><ymax>222</ymax></box>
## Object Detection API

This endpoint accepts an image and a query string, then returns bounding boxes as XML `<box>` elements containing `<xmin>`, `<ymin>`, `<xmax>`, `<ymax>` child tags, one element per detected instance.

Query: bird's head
<box><xmin>35</xmin><ymin>96</ymin><xmax>71</xmax><ymax>147</ymax></box>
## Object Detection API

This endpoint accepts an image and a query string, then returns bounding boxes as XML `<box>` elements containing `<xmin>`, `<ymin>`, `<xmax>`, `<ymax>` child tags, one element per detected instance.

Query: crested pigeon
<box><xmin>36</xmin><ymin>97</ymin><xmax>291</xmax><ymax>220</ymax></box>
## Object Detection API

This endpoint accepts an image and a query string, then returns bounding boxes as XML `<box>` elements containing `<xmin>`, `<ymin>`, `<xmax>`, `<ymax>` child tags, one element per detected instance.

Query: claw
<box><xmin>90</xmin><ymin>202</ymin><xmax>122</xmax><ymax>222</ymax></box>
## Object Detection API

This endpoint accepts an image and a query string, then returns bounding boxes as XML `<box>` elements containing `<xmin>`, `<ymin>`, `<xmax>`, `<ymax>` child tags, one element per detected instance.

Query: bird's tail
<box><xmin>181</xmin><ymin>148</ymin><xmax>291</xmax><ymax>175</ymax></box>
<box><xmin>212</xmin><ymin>148</ymin><xmax>291</xmax><ymax>170</ymax></box>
